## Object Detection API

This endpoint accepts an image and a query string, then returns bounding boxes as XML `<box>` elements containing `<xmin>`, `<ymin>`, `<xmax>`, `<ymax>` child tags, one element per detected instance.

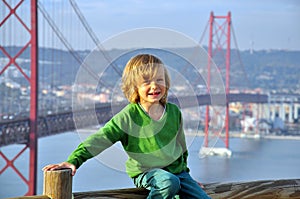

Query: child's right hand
<box><xmin>42</xmin><ymin>162</ymin><xmax>77</xmax><ymax>176</ymax></box>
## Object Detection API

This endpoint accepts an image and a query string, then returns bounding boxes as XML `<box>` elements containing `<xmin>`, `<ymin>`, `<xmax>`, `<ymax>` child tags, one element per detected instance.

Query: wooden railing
<box><xmin>6</xmin><ymin>169</ymin><xmax>300</xmax><ymax>199</ymax></box>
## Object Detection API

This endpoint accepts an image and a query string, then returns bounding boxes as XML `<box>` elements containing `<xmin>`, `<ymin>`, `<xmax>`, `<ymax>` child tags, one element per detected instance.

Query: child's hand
<box><xmin>42</xmin><ymin>162</ymin><xmax>76</xmax><ymax>176</ymax></box>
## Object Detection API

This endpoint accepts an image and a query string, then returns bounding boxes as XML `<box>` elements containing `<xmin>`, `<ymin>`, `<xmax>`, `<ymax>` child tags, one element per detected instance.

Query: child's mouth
<box><xmin>148</xmin><ymin>91</ymin><xmax>161</xmax><ymax>96</ymax></box>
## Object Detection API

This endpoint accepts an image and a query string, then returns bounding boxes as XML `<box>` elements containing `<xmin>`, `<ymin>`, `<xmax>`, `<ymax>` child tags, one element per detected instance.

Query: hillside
<box><xmin>1</xmin><ymin>46</ymin><xmax>299</xmax><ymax>93</ymax></box>
<box><xmin>240</xmin><ymin>50</ymin><xmax>300</xmax><ymax>92</ymax></box>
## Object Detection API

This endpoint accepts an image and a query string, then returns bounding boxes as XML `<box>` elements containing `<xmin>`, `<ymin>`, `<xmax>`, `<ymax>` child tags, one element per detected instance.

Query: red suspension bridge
<box><xmin>1</xmin><ymin>0</ymin><xmax>299</xmax><ymax>197</ymax></box>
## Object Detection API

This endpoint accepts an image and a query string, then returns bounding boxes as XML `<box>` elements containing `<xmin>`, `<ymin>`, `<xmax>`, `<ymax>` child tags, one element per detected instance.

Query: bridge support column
<box><xmin>204</xmin><ymin>11</ymin><xmax>231</xmax><ymax>151</ymax></box>
<box><xmin>0</xmin><ymin>0</ymin><xmax>39</xmax><ymax>196</ymax></box>
<box><xmin>279</xmin><ymin>102</ymin><xmax>285</xmax><ymax>122</ymax></box>
<box><xmin>28</xmin><ymin>0</ymin><xmax>39</xmax><ymax>195</ymax></box>
<box><xmin>289</xmin><ymin>103</ymin><xmax>294</xmax><ymax>123</ymax></box>
<box><xmin>294</xmin><ymin>104</ymin><xmax>299</xmax><ymax>122</ymax></box>
<box><xmin>270</xmin><ymin>105</ymin><xmax>275</xmax><ymax>120</ymax></box>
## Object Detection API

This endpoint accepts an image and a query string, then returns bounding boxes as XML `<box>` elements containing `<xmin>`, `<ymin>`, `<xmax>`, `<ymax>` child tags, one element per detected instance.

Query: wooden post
<box><xmin>43</xmin><ymin>169</ymin><xmax>73</xmax><ymax>199</ymax></box>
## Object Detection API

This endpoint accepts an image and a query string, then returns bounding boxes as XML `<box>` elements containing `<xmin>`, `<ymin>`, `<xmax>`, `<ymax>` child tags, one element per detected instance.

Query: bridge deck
<box><xmin>0</xmin><ymin>93</ymin><xmax>269</xmax><ymax>147</ymax></box>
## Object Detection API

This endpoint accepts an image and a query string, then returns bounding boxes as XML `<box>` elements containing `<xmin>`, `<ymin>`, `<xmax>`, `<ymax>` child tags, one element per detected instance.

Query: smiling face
<box><xmin>121</xmin><ymin>54</ymin><xmax>170</xmax><ymax>106</ymax></box>
<box><xmin>137</xmin><ymin>66</ymin><xmax>166</xmax><ymax>108</ymax></box>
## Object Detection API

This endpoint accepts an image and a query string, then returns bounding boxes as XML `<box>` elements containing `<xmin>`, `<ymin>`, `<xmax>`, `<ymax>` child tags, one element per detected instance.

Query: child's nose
<box><xmin>150</xmin><ymin>81</ymin><xmax>158</xmax><ymax>88</ymax></box>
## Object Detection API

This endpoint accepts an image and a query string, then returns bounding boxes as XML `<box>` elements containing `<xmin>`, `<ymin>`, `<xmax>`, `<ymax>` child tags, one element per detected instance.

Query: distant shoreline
<box><xmin>185</xmin><ymin>131</ymin><xmax>300</xmax><ymax>140</ymax></box>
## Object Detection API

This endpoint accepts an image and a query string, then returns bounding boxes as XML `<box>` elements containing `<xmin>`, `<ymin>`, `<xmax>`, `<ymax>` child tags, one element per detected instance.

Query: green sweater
<box><xmin>67</xmin><ymin>102</ymin><xmax>189</xmax><ymax>178</ymax></box>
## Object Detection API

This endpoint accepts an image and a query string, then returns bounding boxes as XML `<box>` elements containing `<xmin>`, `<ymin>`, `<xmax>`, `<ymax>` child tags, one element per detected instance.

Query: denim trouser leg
<box><xmin>134</xmin><ymin>169</ymin><xmax>180</xmax><ymax>199</ymax></box>
<box><xmin>176</xmin><ymin>171</ymin><xmax>211</xmax><ymax>199</ymax></box>
<box><xmin>133</xmin><ymin>169</ymin><xmax>211</xmax><ymax>199</ymax></box>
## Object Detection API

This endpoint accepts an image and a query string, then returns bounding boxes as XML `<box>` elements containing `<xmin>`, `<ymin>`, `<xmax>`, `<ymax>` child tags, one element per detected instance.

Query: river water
<box><xmin>1</xmin><ymin>131</ymin><xmax>300</xmax><ymax>198</ymax></box>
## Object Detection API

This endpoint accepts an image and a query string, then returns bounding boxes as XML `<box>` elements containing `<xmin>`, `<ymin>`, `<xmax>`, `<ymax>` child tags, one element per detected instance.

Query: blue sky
<box><xmin>76</xmin><ymin>0</ymin><xmax>300</xmax><ymax>51</ymax></box>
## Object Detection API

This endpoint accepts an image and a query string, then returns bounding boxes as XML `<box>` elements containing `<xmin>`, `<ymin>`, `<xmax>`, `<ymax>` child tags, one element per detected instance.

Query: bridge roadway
<box><xmin>0</xmin><ymin>93</ymin><xmax>275</xmax><ymax>147</ymax></box>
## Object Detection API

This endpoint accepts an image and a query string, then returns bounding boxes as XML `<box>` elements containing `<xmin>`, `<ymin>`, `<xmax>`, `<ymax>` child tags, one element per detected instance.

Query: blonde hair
<box><xmin>121</xmin><ymin>54</ymin><xmax>170</xmax><ymax>105</ymax></box>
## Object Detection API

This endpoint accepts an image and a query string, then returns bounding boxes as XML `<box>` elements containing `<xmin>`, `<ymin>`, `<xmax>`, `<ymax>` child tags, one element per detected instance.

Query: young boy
<box><xmin>43</xmin><ymin>54</ymin><xmax>211</xmax><ymax>199</ymax></box>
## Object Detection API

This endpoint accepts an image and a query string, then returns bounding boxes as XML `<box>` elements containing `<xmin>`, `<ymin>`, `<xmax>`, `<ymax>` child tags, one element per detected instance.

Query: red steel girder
<box><xmin>0</xmin><ymin>0</ymin><xmax>38</xmax><ymax>196</ymax></box>
<box><xmin>0</xmin><ymin>146</ymin><xmax>29</xmax><ymax>185</ymax></box>
<box><xmin>28</xmin><ymin>0</ymin><xmax>38</xmax><ymax>195</ymax></box>
<box><xmin>205</xmin><ymin>12</ymin><xmax>231</xmax><ymax>149</ymax></box>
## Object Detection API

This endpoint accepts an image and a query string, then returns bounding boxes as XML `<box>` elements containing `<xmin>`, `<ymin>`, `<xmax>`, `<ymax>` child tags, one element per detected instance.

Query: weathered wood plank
<box><xmin>204</xmin><ymin>179</ymin><xmax>300</xmax><ymax>199</ymax></box>
<box><xmin>6</xmin><ymin>178</ymin><xmax>300</xmax><ymax>199</ymax></box>
<box><xmin>73</xmin><ymin>188</ymin><xmax>149</xmax><ymax>199</ymax></box>
<box><xmin>5</xmin><ymin>196</ymin><xmax>50</xmax><ymax>199</ymax></box>
<box><xmin>73</xmin><ymin>179</ymin><xmax>300</xmax><ymax>199</ymax></box>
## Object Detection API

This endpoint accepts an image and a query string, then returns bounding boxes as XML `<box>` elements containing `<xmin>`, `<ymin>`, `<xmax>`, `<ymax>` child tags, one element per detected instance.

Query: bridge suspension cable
<box><xmin>69</xmin><ymin>0</ymin><xmax>123</xmax><ymax>77</ymax></box>
<box><xmin>37</xmin><ymin>1</ymin><xmax>107</xmax><ymax>86</ymax></box>
<box><xmin>231</xmin><ymin>24</ymin><xmax>250</xmax><ymax>88</ymax></box>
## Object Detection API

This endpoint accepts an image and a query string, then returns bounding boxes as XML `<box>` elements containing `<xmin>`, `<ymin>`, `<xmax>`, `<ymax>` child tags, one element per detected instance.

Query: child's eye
<box><xmin>142</xmin><ymin>80</ymin><xmax>150</xmax><ymax>85</ymax></box>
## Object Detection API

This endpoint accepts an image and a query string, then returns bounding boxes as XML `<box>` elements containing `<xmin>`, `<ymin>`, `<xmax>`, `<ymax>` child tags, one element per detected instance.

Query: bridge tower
<box><xmin>0</xmin><ymin>0</ymin><xmax>38</xmax><ymax>195</ymax></box>
<box><xmin>204</xmin><ymin>12</ymin><xmax>231</xmax><ymax>153</ymax></box>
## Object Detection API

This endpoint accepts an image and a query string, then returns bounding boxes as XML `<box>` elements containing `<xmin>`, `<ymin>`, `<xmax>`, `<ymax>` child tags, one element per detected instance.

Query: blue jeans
<box><xmin>133</xmin><ymin>169</ymin><xmax>211</xmax><ymax>199</ymax></box>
